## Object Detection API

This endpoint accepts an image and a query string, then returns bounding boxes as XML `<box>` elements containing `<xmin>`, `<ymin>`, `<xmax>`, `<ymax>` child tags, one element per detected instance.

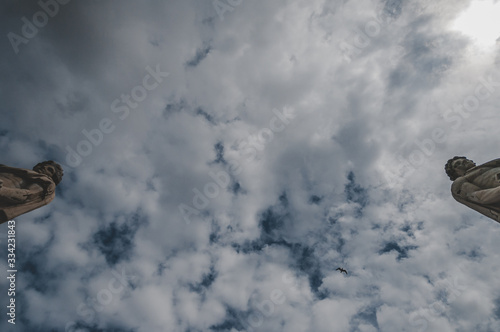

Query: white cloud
<box><xmin>1</xmin><ymin>0</ymin><xmax>500</xmax><ymax>331</ymax></box>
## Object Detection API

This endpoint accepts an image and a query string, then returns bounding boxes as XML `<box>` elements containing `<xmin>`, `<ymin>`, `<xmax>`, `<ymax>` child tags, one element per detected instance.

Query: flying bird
<box><xmin>336</xmin><ymin>267</ymin><xmax>348</xmax><ymax>275</ymax></box>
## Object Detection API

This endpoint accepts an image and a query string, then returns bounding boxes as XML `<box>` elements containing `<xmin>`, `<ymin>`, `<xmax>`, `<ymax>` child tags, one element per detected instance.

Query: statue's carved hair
<box><xmin>445</xmin><ymin>156</ymin><xmax>467</xmax><ymax>181</ymax></box>
<box><xmin>33</xmin><ymin>160</ymin><xmax>63</xmax><ymax>185</ymax></box>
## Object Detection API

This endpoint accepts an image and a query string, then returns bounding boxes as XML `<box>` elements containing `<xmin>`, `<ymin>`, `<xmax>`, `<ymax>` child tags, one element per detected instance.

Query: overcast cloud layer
<box><xmin>1</xmin><ymin>0</ymin><xmax>500</xmax><ymax>331</ymax></box>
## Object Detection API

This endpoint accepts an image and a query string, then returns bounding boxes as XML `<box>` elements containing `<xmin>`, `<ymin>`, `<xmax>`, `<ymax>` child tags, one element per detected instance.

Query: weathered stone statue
<box><xmin>0</xmin><ymin>161</ymin><xmax>63</xmax><ymax>224</ymax></box>
<box><xmin>445</xmin><ymin>157</ymin><xmax>500</xmax><ymax>223</ymax></box>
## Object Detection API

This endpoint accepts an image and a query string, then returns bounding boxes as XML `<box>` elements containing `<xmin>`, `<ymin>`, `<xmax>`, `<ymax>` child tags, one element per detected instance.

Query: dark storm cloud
<box><xmin>309</xmin><ymin>194</ymin><xmax>322</xmax><ymax>204</ymax></box>
<box><xmin>189</xmin><ymin>265</ymin><xmax>217</xmax><ymax>294</ymax></box>
<box><xmin>294</xmin><ymin>245</ymin><xmax>326</xmax><ymax>298</ymax></box>
<box><xmin>344</xmin><ymin>171</ymin><xmax>368</xmax><ymax>217</ymax></box>
<box><xmin>89</xmin><ymin>211</ymin><xmax>146</xmax><ymax>266</ymax></box>
<box><xmin>259</xmin><ymin>195</ymin><xmax>287</xmax><ymax>242</ymax></box>
<box><xmin>494</xmin><ymin>296</ymin><xmax>500</xmax><ymax>320</ymax></box>
<box><xmin>164</xmin><ymin>99</ymin><xmax>188</xmax><ymax>118</ymax></box>
<box><xmin>383</xmin><ymin>0</ymin><xmax>403</xmax><ymax>19</ymax></box>
<box><xmin>213</xmin><ymin>141</ymin><xmax>225</xmax><ymax>163</ymax></box>
<box><xmin>230</xmin><ymin>181</ymin><xmax>245</xmax><ymax>195</ymax></box>
<box><xmin>16</xmin><ymin>230</ymin><xmax>58</xmax><ymax>293</ymax></box>
<box><xmin>60</xmin><ymin>321</ymin><xmax>136</xmax><ymax>332</ymax></box>
<box><xmin>379</xmin><ymin>241</ymin><xmax>418</xmax><ymax>261</ymax></box>
<box><xmin>208</xmin><ymin>307</ymin><xmax>249</xmax><ymax>332</ymax></box>
<box><xmin>186</xmin><ymin>45</ymin><xmax>212</xmax><ymax>67</ymax></box>
<box><xmin>197</xmin><ymin>108</ymin><xmax>217</xmax><ymax>125</ymax></box>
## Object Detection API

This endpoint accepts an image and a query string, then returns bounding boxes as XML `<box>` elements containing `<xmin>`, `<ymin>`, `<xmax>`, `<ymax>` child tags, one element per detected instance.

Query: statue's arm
<box><xmin>467</xmin><ymin>186</ymin><xmax>500</xmax><ymax>205</ymax></box>
<box><xmin>0</xmin><ymin>186</ymin><xmax>31</xmax><ymax>204</ymax></box>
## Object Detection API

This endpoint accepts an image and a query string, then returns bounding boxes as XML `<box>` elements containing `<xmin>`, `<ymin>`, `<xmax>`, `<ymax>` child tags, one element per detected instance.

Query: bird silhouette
<box><xmin>336</xmin><ymin>267</ymin><xmax>348</xmax><ymax>275</ymax></box>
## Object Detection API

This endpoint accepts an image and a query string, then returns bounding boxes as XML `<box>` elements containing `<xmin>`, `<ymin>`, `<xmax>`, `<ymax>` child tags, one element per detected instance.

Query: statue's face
<box><xmin>451</xmin><ymin>158</ymin><xmax>476</xmax><ymax>177</ymax></box>
<box><xmin>33</xmin><ymin>162</ymin><xmax>63</xmax><ymax>184</ymax></box>
<box><xmin>35</xmin><ymin>164</ymin><xmax>56</xmax><ymax>177</ymax></box>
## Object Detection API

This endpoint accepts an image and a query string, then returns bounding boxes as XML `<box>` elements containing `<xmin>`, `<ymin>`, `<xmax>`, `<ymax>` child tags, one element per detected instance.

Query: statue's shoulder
<box><xmin>477</xmin><ymin>158</ymin><xmax>500</xmax><ymax>168</ymax></box>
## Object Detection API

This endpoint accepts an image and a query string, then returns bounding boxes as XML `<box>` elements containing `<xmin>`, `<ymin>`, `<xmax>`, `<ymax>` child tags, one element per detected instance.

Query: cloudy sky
<box><xmin>1</xmin><ymin>0</ymin><xmax>500</xmax><ymax>331</ymax></box>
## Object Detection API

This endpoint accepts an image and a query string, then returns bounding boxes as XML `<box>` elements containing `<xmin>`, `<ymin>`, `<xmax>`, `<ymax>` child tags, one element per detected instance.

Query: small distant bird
<box><xmin>336</xmin><ymin>267</ymin><xmax>348</xmax><ymax>275</ymax></box>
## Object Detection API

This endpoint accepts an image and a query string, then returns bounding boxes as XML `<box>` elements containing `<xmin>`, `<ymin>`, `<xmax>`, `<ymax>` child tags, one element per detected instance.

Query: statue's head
<box><xmin>445</xmin><ymin>156</ymin><xmax>476</xmax><ymax>181</ymax></box>
<box><xmin>33</xmin><ymin>161</ymin><xmax>63</xmax><ymax>185</ymax></box>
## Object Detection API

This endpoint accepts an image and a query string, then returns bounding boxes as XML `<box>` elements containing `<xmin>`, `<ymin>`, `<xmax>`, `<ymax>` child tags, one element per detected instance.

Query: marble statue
<box><xmin>445</xmin><ymin>157</ymin><xmax>500</xmax><ymax>223</ymax></box>
<box><xmin>0</xmin><ymin>161</ymin><xmax>63</xmax><ymax>224</ymax></box>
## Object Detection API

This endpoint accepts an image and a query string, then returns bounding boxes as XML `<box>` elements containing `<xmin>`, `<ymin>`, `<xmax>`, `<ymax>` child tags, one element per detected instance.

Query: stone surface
<box><xmin>445</xmin><ymin>157</ymin><xmax>500</xmax><ymax>223</ymax></box>
<box><xmin>0</xmin><ymin>161</ymin><xmax>63</xmax><ymax>224</ymax></box>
